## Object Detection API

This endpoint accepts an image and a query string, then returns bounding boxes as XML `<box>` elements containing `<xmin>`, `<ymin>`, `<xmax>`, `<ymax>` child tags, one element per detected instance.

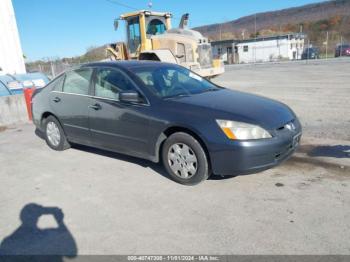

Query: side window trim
<box><xmin>92</xmin><ymin>66</ymin><xmax>150</xmax><ymax>105</ymax></box>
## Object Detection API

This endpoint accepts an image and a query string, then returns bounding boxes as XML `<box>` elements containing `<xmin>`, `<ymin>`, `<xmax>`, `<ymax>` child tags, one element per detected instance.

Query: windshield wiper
<box><xmin>163</xmin><ymin>93</ymin><xmax>191</xmax><ymax>99</ymax></box>
<box><xmin>201</xmin><ymin>88</ymin><xmax>220</xmax><ymax>93</ymax></box>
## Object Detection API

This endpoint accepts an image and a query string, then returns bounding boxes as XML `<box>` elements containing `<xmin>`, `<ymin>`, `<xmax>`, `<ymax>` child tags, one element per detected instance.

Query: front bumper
<box><xmin>209</xmin><ymin>127</ymin><xmax>302</xmax><ymax>176</ymax></box>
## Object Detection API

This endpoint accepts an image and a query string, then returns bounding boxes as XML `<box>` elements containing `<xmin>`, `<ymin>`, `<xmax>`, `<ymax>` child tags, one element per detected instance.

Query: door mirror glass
<box><xmin>119</xmin><ymin>91</ymin><xmax>142</xmax><ymax>103</ymax></box>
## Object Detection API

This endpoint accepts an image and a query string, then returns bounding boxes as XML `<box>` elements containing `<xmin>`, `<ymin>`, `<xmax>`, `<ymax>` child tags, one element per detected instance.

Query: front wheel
<box><xmin>162</xmin><ymin>132</ymin><xmax>210</xmax><ymax>185</ymax></box>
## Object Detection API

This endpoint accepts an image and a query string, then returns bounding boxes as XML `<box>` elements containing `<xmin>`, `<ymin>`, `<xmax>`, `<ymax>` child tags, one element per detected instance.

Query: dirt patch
<box><xmin>0</xmin><ymin>126</ymin><xmax>7</xmax><ymax>132</ymax></box>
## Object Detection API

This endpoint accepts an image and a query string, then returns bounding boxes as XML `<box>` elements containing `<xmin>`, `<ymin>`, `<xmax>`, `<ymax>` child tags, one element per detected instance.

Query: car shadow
<box><xmin>299</xmin><ymin>144</ymin><xmax>350</xmax><ymax>159</ymax></box>
<box><xmin>208</xmin><ymin>175</ymin><xmax>235</xmax><ymax>181</ymax></box>
<box><xmin>35</xmin><ymin>128</ymin><xmax>237</xmax><ymax>182</ymax></box>
<box><xmin>0</xmin><ymin>203</ymin><xmax>77</xmax><ymax>262</ymax></box>
<box><xmin>34</xmin><ymin>128</ymin><xmax>45</xmax><ymax>140</ymax></box>
<box><xmin>73</xmin><ymin>143</ymin><xmax>172</xmax><ymax>180</ymax></box>
<box><xmin>35</xmin><ymin>128</ymin><xmax>172</xmax><ymax>181</ymax></box>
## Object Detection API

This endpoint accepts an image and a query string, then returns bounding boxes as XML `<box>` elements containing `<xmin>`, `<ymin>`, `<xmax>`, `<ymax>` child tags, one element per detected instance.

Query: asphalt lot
<box><xmin>0</xmin><ymin>58</ymin><xmax>349</xmax><ymax>255</ymax></box>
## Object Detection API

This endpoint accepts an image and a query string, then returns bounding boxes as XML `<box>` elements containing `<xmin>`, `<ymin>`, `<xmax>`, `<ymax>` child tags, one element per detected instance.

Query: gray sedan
<box><xmin>32</xmin><ymin>61</ymin><xmax>301</xmax><ymax>185</ymax></box>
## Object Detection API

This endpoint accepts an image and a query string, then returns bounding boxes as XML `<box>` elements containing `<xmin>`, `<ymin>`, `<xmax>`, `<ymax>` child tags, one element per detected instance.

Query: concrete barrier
<box><xmin>0</xmin><ymin>94</ymin><xmax>29</xmax><ymax>126</ymax></box>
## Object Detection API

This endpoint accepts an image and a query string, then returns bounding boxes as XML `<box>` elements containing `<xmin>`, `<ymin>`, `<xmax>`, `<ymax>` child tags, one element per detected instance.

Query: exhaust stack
<box><xmin>179</xmin><ymin>13</ymin><xmax>189</xmax><ymax>29</ymax></box>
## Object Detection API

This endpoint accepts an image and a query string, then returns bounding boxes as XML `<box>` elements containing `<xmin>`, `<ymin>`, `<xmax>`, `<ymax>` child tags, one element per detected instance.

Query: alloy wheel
<box><xmin>46</xmin><ymin>121</ymin><xmax>61</xmax><ymax>147</ymax></box>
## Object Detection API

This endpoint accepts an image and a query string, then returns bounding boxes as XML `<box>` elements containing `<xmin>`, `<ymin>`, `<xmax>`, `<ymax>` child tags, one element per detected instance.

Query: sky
<box><xmin>12</xmin><ymin>0</ymin><xmax>321</xmax><ymax>61</ymax></box>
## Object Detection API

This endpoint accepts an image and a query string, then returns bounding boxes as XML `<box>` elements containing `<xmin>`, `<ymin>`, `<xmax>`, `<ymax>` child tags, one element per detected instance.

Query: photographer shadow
<box><xmin>0</xmin><ymin>203</ymin><xmax>77</xmax><ymax>262</ymax></box>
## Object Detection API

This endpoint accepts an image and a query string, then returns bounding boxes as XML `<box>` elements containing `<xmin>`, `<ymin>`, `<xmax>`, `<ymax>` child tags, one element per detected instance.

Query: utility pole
<box><xmin>340</xmin><ymin>35</ymin><xmax>343</xmax><ymax>57</ymax></box>
<box><xmin>254</xmin><ymin>13</ymin><xmax>257</xmax><ymax>64</ymax></box>
<box><xmin>326</xmin><ymin>31</ymin><xmax>329</xmax><ymax>60</ymax></box>
<box><xmin>307</xmin><ymin>39</ymin><xmax>310</xmax><ymax>63</ymax></box>
<box><xmin>50</xmin><ymin>60</ymin><xmax>55</xmax><ymax>77</ymax></box>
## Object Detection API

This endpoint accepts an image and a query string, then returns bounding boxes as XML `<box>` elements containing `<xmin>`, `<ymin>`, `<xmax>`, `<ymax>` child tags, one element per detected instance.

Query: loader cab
<box><xmin>118</xmin><ymin>10</ymin><xmax>172</xmax><ymax>58</ymax></box>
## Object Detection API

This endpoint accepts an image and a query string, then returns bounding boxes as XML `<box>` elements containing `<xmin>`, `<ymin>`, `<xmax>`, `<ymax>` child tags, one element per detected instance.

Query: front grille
<box><xmin>275</xmin><ymin>143</ymin><xmax>293</xmax><ymax>160</ymax></box>
<box><xmin>276</xmin><ymin>120</ymin><xmax>297</xmax><ymax>132</ymax></box>
<box><xmin>197</xmin><ymin>44</ymin><xmax>213</xmax><ymax>68</ymax></box>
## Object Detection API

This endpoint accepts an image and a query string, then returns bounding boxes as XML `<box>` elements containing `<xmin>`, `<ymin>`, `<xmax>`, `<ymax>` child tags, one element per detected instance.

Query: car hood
<box><xmin>170</xmin><ymin>88</ymin><xmax>295</xmax><ymax>130</ymax></box>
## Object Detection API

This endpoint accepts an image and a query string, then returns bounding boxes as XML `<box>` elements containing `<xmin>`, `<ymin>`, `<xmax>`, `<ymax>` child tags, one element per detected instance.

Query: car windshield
<box><xmin>133</xmin><ymin>65</ymin><xmax>220</xmax><ymax>98</ymax></box>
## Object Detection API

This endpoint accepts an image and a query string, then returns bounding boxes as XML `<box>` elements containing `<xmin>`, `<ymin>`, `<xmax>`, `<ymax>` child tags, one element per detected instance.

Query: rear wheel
<box><xmin>162</xmin><ymin>132</ymin><xmax>210</xmax><ymax>185</ymax></box>
<box><xmin>43</xmin><ymin>116</ymin><xmax>70</xmax><ymax>151</ymax></box>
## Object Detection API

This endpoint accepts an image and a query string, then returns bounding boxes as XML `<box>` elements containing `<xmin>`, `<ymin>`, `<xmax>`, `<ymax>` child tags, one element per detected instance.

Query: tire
<box><xmin>43</xmin><ymin>115</ymin><xmax>70</xmax><ymax>151</ymax></box>
<box><xmin>162</xmin><ymin>132</ymin><xmax>210</xmax><ymax>185</ymax></box>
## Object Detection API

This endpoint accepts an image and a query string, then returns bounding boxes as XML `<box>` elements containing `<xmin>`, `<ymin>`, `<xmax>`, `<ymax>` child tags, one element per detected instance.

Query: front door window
<box><xmin>127</xmin><ymin>17</ymin><xmax>141</xmax><ymax>54</ymax></box>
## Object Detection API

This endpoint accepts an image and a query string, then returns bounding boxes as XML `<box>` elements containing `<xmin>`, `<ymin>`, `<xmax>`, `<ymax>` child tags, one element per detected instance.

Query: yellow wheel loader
<box><xmin>107</xmin><ymin>10</ymin><xmax>224</xmax><ymax>78</ymax></box>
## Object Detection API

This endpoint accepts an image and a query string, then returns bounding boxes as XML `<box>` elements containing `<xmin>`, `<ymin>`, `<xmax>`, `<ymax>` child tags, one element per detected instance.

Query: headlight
<box><xmin>216</xmin><ymin>119</ymin><xmax>272</xmax><ymax>140</ymax></box>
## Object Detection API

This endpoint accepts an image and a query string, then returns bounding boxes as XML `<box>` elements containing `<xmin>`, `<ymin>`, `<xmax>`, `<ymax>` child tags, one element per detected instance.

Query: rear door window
<box><xmin>63</xmin><ymin>68</ymin><xmax>92</xmax><ymax>95</ymax></box>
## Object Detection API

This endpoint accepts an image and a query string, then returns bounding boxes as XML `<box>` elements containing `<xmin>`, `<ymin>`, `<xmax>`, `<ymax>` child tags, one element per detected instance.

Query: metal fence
<box><xmin>26</xmin><ymin>60</ymin><xmax>84</xmax><ymax>79</ymax></box>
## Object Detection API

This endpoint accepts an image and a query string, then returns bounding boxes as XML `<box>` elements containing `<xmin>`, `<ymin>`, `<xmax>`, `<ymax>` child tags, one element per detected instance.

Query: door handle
<box><xmin>89</xmin><ymin>103</ymin><xmax>101</xmax><ymax>110</ymax></box>
<box><xmin>53</xmin><ymin>97</ymin><xmax>61</xmax><ymax>103</ymax></box>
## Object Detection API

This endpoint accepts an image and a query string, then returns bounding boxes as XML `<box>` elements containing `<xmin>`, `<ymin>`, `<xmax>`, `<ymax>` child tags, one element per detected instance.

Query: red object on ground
<box><xmin>23</xmin><ymin>87</ymin><xmax>36</xmax><ymax>121</ymax></box>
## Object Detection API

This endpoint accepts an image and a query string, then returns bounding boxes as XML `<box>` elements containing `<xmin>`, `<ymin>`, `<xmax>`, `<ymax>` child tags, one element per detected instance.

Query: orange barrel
<box><xmin>23</xmin><ymin>87</ymin><xmax>36</xmax><ymax>121</ymax></box>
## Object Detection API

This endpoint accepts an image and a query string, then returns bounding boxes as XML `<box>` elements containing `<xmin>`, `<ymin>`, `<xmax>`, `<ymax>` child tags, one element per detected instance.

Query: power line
<box><xmin>105</xmin><ymin>0</ymin><xmax>181</xmax><ymax>22</ymax></box>
<box><xmin>105</xmin><ymin>0</ymin><xmax>139</xmax><ymax>11</ymax></box>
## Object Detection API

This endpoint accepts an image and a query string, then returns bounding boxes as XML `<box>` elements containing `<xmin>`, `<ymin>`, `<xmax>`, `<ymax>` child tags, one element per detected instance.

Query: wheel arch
<box><xmin>40</xmin><ymin>112</ymin><xmax>64</xmax><ymax>131</ymax></box>
<box><xmin>155</xmin><ymin>126</ymin><xmax>211</xmax><ymax>169</ymax></box>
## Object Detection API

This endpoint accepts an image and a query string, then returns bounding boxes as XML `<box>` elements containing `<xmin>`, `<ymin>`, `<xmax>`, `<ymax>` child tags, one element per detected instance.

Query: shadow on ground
<box><xmin>0</xmin><ymin>203</ymin><xmax>77</xmax><ymax>262</ymax></box>
<box><xmin>35</xmin><ymin>128</ymin><xmax>236</xmax><ymax>182</ymax></box>
<box><xmin>299</xmin><ymin>144</ymin><xmax>350</xmax><ymax>158</ymax></box>
<box><xmin>74</xmin><ymin>143</ymin><xmax>172</xmax><ymax>178</ymax></box>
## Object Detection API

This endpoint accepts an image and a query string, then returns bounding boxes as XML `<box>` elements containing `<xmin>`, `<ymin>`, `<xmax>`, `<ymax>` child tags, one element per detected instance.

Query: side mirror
<box><xmin>119</xmin><ymin>91</ymin><xmax>142</xmax><ymax>103</ymax></box>
<box><xmin>113</xmin><ymin>19</ymin><xmax>119</xmax><ymax>31</ymax></box>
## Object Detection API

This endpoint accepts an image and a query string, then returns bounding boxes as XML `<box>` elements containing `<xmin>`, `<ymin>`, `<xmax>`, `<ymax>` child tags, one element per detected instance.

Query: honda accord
<box><xmin>32</xmin><ymin>61</ymin><xmax>301</xmax><ymax>185</ymax></box>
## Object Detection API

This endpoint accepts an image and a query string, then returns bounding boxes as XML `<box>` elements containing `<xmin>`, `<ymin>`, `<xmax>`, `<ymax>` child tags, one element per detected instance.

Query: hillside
<box><xmin>194</xmin><ymin>0</ymin><xmax>350</xmax><ymax>53</ymax></box>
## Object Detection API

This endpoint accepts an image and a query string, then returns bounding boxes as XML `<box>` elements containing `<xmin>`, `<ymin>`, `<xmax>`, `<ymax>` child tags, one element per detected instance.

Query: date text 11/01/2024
<box><xmin>127</xmin><ymin>255</ymin><xmax>220</xmax><ymax>261</ymax></box>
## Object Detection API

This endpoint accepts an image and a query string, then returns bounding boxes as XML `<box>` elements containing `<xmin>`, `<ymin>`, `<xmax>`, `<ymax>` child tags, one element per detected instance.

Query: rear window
<box><xmin>63</xmin><ymin>68</ymin><xmax>92</xmax><ymax>95</ymax></box>
<box><xmin>45</xmin><ymin>74</ymin><xmax>65</xmax><ymax>91</ymax></box>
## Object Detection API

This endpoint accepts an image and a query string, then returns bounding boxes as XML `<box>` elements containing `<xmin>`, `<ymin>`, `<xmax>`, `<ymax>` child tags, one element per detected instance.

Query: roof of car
<box><xmin>81</xmin><ymin>60</ymin><xmax>177</xmax><ymax>70</ymax></box>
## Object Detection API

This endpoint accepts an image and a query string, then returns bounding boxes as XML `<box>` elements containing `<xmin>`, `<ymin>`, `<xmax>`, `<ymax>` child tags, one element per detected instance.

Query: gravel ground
<box><xmin>0</xmin><ymin>59</ymin><xmax>349</xmax><ymax>256</ymax></box>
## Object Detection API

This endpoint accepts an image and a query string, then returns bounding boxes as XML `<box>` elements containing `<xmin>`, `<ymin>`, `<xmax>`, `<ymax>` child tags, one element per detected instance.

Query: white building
<box><xmin>212</xmin><ymin>34</ymin><xmax>305</xmax><ymax>64</ymax></box>
<box><xmin>0</xmin><ymin>0</ymin><xmax>26</xmax><ymax>75</ymax></box>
